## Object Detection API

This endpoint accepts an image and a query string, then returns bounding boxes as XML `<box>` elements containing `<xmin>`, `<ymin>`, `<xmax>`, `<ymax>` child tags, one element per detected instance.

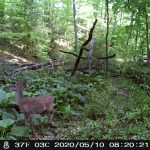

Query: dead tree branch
<box><xmin>59</xmin><ymin>50</ymin><xmax>87</xmax><ymax>59</ymax></box>
<box><xmin>60</xmin><ymin>50</ymin><xmax>116</xmax><ymax>60</ymax></box>
<box><xmin>71</xmin><ymin>19</ymin><xmax>98</xmax><ymax>76</ymax></box>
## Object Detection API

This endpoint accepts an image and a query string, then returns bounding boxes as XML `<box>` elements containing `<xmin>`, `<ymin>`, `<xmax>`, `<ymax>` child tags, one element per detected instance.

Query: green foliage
<box><xmin>68</xmin><ymin>75</ymin><xmax>150</xmax><ymax>140</ymax></box>
<box><xmin>0</xmin><ymin>64</ymin><xmax>150</xmax><ymax>139</ymax></box>
<box><xmin>0</xmin><ymin>0</ymin><xmax>150</xmax><ymax>140</ymax></box>
<box><xmin>0</xmin><ymin>89</ymin><xmax>6</xmax><ymax>100</ymax></box>
<box><xmin>85</xmin><ymin>88</ymin><xmax>113</xmax><ymax>120</ymax></box>
<box><xmin>0</xmin><ymin>119</ymin><xmax>14</xmax><ymax>131</ymax></box>
<box><xmin>73</xmin><ymin>119</ymin><xmax>101</xmax><ymax>140</ymax></box>
<box><xmin>0</xmin><ymin>68</ymin><xmax>90</xmax><ymax>139</ymax></box>
<box><xmin>0</xmin><ymin>89</ymin><xmax>15</xmax><ymax>107</ymax></box>
<box><xmin>10</xmin><ymin>126</ymin><xmax>29</xmax><ymax>137</ymax></box>
<box><xmin>57</xmin><ymin>104</ymin><xmax>73</xmax><ymax>120</ymax></box>
<box><xmin>0</xmin><ymin>119</ymin><xmax>14</xmax><ymax>138</ymax></box>
<box><xmin>0</xmin><ymin>0</ymin><xmax>149</xmax><ymax>64</ymax></box>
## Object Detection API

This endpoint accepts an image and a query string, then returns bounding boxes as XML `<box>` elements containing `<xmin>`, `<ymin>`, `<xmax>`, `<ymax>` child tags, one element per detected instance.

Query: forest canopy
<box><xmin>0</xmin><ymin>0</ymin><xmax>149</xmax><ymax>63</ymax></box>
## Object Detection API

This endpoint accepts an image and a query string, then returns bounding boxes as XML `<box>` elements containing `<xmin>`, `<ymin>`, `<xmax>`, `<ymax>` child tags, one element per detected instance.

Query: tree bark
<box><xmin>105</xmin><ymin>0</ymin><xmax>109</xmax><ymax>76</ymax></box>
<box><xmin>73</xmin><ymin>0</ymin><xmax>78</xmax><ymax>50</ymax></box>
<box><xmin>0</xmin><ymin>0</ymin><xmax>5</xmax><ymax>20</ymax></box>
<box><xmin>126</xmin><ymin>11</ymin><xmax>135</xmax><ymax>51</ymax></box>
<box><xmin>145</xmin><ymin>4</ymin><xmax>150</xmax><ymax>63</ymax></box>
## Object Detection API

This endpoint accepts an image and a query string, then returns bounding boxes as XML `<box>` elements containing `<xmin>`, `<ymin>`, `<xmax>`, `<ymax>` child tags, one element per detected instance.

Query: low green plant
<box><xmin>71</xmin><ymin>119</ymin><xmax>101</xmax><ymax>140</ymax></box>
<box><xmin>84</xmin><ymin>85</ymin><xmax>115</xmax><ymax>120</ymax></box>
<box><xmin>0</xmin><ymin>119</ymin><xmax>14</xmax><ymax>139</ymax></box>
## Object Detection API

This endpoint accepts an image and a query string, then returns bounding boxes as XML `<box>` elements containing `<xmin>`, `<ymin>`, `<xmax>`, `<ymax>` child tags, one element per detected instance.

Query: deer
<box><xmin>10</xmin><ymin>81</ymin><xmax>55</xmax><ymax>135</ymax></box>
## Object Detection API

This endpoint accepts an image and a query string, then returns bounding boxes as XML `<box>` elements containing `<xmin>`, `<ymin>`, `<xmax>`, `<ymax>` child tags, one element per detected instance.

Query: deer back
<box><xmin>35</xmin><ymin>95</ymin><xmax>54</xmax><ymax>112</ymax></box>
<box><xmin>19</xmin><ymin>96</ymin><xmax>54</xmax><ymax>114</ymax></box>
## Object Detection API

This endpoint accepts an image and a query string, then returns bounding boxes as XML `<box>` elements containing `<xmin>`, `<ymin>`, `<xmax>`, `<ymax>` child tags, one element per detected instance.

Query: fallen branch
<box><xmin>12</xmin><ymin>61</ymin><xmax>64</xmax><ymax>73</ymax></box>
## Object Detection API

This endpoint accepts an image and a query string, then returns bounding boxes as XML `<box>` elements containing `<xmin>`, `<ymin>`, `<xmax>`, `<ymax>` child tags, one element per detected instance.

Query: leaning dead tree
<box><xmin>105</xmin><ymin>0</ymin><xmax>109</xmax><ymax>76</ymax></box>
<box><xmin>71</xmin><ymin>19</ymin><xmax>97</xmax><ymax>76</ymax></box>
<box><xmin>59</xmin><ymin>19</ymin><xmax>116</xmax><ymax>76</ymax></box>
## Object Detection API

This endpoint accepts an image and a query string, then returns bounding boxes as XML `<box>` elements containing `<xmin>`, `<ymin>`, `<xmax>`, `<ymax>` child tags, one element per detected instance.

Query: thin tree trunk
<box><xmin>88</xmin><ymin>38</ymin><xmax>94</xmax><ymax>74</ymax></box>
<box><xmin>105</xmin><ymin>0</ymin><xmax>109</xmax><ymax>76</ymax></box>
<box><xmin>134</xmin><ymin>26</ymin><xmax>139</xmax><ymax>61</ymax></box>
<box><xmin>0</xmin><ymin>0</ymin><xmax>5</xmax><ymax>44</ymax></box>
<box><xmin>139</xmin><ymin>37</ymin><xmax>145</xmax><ymax>62</ymax></box>
<box><xmin>126</xmin><ymin>11</ymin><xmax>135</xmax><ymax>51</ymax></box>
<box><xmin>145</xmin><ymin>4</ymin><xmax>150</xmax><ymax>63</ymax></box>
<box><xmin>120</xmin><ymin>12</ymin><xmax>122</xmax><ymax>25</ymax></box>
<box><xmin>73</xmin><ymin>0</ymin><xmax>78</xmax><ymax>50</ymax></box>
<box><xmin>101</xmin><ymin>2</ymin><xmax>104</xmax><ymax>18</ymax></box>
<box><xmin>0</xmin><ymin>0</ymin><xmax>5</xmax><ymax>20</ymax></box>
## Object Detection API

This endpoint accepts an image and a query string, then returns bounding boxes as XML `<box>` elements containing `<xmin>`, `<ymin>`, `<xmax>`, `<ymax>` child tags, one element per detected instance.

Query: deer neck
<box><xmin>15</xmin><ymin>89</ymin><xmax>23</xmax><ymax>104</ymax></box>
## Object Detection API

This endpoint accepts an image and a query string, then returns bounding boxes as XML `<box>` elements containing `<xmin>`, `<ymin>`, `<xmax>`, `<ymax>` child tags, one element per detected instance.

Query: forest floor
<box><xmin>28</xmin><ymin>77</ymin><xmax>149</xmax><ymax>140</ymax></box>
<box><xmin>0</xmin><ymin>53</ymin><xmax>150</xmax><ymax>140</ymax></box>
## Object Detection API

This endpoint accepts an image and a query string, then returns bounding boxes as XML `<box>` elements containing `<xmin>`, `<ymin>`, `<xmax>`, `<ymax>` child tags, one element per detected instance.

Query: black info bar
<box><xmin>0</xmin><ymin>140</ymin><xmax>149</xmax><ymax>150</ymax></box>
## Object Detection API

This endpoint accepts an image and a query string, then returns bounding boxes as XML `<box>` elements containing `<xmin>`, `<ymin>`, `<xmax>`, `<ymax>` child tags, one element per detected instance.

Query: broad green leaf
<box><xmin>10</xmin><ymin>126</ymin><xmax>29</xmax><ymax>137</ymax></box>
<box><xmin>4</xmin><ymin>136</ymin><xmax>17</xmax><ymax>140</ymax></box>
<box><xmin>2</xmin><ymin>111</ymin><xmax>15</xmax><ymax>120</ymax></box>
<box><xmin>0</xmin><ymin>89</ymin><xmax>6</xmax><ymax>100</ymax></box>
<box><xmin>0</xmin><ymin>119</ymin><xmax>14</xmax><ymax>130</ymax></box>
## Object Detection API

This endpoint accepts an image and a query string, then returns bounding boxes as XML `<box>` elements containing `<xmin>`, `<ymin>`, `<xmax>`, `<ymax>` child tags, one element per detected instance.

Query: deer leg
<box><xmin>48</xmin><ymin>109</ymin><xmax>56</xmax><ymax>127</ymax></box>
<box><xmin>28</xmin><ymin>115</ymin><xmax>35</xmax><ymax>136</ymax></box>
<box><xmin>48</xmin><ymin>112</ymin><xmax>53</xmax><ymax>126</ymax></box>
<box><xmin>88</xmin><ymin>58</ymin><xmax>92</xmax><ymax>74</ymax></box>
<box><xmin>24</xmin><ymin>114</ymin><xmax>29</xmax><ymax>126</ymax></box>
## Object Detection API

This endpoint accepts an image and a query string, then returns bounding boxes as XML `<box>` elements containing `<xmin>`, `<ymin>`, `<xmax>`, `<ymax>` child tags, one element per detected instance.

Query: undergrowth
<box><xmin>0</xmin><ymin>67</ymin><xmax>150</xmax><ymax>140</ymax></box>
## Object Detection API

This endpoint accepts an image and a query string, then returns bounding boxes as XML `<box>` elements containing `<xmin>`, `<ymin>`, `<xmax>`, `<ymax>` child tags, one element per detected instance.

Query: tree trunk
<box><xmin>73</xmin><ymin>0</ymin><xmax>78</xmax><ymax>50</ymax></box>
<box><xmin>105</xmin><ymin>0</ymin><xmax>109</xmax><ymax>76</ymax></box>
<box><xmin>145</xmin><ymin>4</ymin><xmax>150</xmax><ymax>63</ymax></box>
<box><xmin>126</xmin><ymin>11</ymin><xmax>135</xmax><ymax>51</ymax></box>
<box><xmin>0</xmin><ymin>0</ymin><xmax>5</xmax><ymax>20</ymax></box>
<box><xmin>134</xmin><ymin>26</ymin><xmax>139</xmax><ymax>61</ymax></box>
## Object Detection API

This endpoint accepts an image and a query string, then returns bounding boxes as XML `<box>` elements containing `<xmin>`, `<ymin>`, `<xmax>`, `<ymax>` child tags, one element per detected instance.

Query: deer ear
<box><xmin>17</xmin><ymin>80</ymin><xmax>25</xmax><ymax>87</ymax></box>
<box><xmin>10</xmin><ymin>81</ymin><xmax>17</xmax><ymax>90</ymax></box>
<box><xmin>20</xmin><ymin>81</ymin><xmax>23</xmax><ymax>86</ymax></box>
<box><xmin>10</xmin><ymin>84</ymin><xmax>15</xmax><ymax>90</ymax></box>
<box><xmin>20</xmin><ymin>80</ymin><xmax>26</xmax><ymax>86</ymax></box>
